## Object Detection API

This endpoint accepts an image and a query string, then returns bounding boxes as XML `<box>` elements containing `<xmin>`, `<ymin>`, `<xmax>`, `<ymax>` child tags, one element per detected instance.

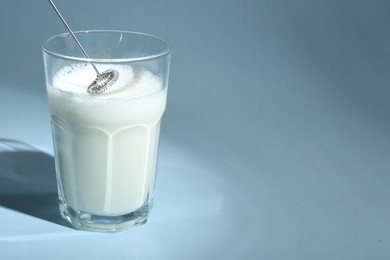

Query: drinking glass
<box><xmin>42</xmin><ymin>30</ymin><xmax>171</xmax><ymax>232</ymax></box>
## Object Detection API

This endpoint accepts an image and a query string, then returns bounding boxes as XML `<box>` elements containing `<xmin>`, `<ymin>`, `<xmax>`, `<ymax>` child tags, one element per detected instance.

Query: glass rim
<box><xmin>42</xmin><ymin>30</ymin><xmax>171</xmax><ymax>63</ymax></box>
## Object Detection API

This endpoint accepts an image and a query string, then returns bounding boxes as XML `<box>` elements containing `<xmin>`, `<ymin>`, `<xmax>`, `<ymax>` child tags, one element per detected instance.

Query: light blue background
<box><xmin>0</xmin><ymin>0</ymin><xmax>389</xmax><ymax>259</ymax></box>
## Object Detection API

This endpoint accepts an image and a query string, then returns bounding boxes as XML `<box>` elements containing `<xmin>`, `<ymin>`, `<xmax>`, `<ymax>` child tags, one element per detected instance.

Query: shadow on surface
<box><xmin>0</xmin><ymin>139</ymin><xmax>72</xmax><ymax>228</ymax></box>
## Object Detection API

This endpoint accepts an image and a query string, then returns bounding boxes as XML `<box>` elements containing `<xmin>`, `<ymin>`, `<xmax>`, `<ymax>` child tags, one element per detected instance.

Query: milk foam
<box><xmin>51</xmin><ymin>63</ymin><xmax>162</xmax><ymax>99</ymax></box>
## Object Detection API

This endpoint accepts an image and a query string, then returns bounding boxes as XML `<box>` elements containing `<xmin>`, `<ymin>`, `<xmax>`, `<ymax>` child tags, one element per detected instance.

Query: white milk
<box><xmin>47</xmin><ymin>64</ymin><xmax>167</xmax><ymax>216</ymax></box>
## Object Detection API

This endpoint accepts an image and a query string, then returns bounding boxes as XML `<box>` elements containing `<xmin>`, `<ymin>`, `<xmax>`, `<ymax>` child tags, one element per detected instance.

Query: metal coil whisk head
<box><xmin>87</xmin><ymin>69</ymin><xmax>119</xmax><ymax>95</ymax></box>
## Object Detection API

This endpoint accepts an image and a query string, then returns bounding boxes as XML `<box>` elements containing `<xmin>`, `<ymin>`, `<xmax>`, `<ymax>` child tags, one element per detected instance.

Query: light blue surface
<box><xmin>1</xmin><ymin>0</ymin><xmax>390</xmax><ymax>259</ymax></box>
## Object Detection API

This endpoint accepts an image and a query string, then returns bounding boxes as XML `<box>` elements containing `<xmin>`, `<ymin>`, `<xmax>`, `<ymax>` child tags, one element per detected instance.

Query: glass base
<box><xmin>59</xmin><ymin>200</ymin><xmax>151</xmax><ymax>233</ymax></box>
